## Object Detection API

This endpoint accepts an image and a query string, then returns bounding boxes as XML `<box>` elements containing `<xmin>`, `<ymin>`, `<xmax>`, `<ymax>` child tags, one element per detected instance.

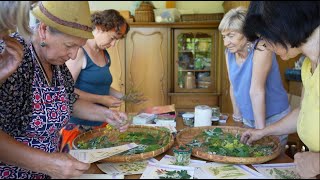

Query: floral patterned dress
<box><xmin>0</xmin><ymin>34</ymin><xmax>76</xmax><ymax>179</ymax></box>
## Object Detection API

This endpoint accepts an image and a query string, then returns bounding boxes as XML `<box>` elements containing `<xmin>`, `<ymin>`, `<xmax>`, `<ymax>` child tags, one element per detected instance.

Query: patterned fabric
<box><xmin>297</xmin><ymin>58</ymin><xmax>320</xmax><ymax>152</ymax></box>
<box><xmin>0</xmin><ymin>33</ymin><xmax>78</xmax><ymax>178</ymax></box>
<box><xmin>0</xmin><ymin>33</ymin><xmax>77</xmax><ymax>137</ymax></box>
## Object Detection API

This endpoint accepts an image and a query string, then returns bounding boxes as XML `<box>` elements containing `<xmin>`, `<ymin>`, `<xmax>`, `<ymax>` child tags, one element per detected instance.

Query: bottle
<box><xmin>211</xmin><ymin>106</ymin><xmax>220</xmax><ymax>125</ymax></box>
<box><xmin>184</xmin><ymin>72</ymin><xmax>196</xmax><ymax>89</ymax></box>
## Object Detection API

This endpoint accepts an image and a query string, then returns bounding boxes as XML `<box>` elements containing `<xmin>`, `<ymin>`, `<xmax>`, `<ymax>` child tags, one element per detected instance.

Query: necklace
<box><xmin>31</xmin><ymin>43</ymin><xmax>52</xmax><ymax>86</ymax></box>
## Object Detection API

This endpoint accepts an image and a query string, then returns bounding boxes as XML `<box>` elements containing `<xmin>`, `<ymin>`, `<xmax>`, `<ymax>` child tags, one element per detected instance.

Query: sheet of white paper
<box><xmin>69</xmin><ymin>143</ymin><xmax>138</xmax><ymax>163</ymax></box>
<box><xmin>96</xmin><ymin>158</ymin><xmax>159</xmax><ymax>175</ymax></box>
<box><xmin>140</xmin><ymin>162</ymin><xmax>195</xmax><ymax>179</ymax></box>
<box><xmin>139</xmin><ymin>124</ymin><xmax>177</xmax><ymax>133</ymax></box>
<box><xmin>69</xmin><ymin>174</ymin><xmax>124</xmax><ymax>179</ymax></box>
<box><xmin>194</xmin><ymin>162</ymin><xmax>266</xmax><ymax>179</ymax></box>
<box><xmin>159</xmin><ymin>155</ymin><xmax>206</xmax><ymax>167</ymax></box>
<box><xmin>252</xmin><ymin>163</ymin><xmax>301</xmax><ymax>179</ymax></box>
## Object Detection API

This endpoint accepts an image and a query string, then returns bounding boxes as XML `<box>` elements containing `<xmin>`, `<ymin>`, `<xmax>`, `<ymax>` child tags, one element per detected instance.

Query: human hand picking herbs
<box><xmin>105</xmin><ymin>109</ymin><xmax>130</xmax><ymax>132</ymax></box>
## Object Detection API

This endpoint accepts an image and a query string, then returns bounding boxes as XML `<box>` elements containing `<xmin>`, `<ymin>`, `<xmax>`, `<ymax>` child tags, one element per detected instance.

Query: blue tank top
<box><xmin>227</xmin><ymin>48</ymin><xmax>289</xmax><ymax>121</ymax></box>
<box><xmin>70</xmin><ymin>48</ymin><xmax>112</xmax><ymax>126</ymax></box>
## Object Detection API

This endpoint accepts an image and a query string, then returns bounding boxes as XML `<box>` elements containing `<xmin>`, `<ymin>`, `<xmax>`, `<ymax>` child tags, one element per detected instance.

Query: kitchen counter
<box><xmin>85</xmin><ymin>116</ymin><xmax>293</xmax><ymax>179</ymax></box>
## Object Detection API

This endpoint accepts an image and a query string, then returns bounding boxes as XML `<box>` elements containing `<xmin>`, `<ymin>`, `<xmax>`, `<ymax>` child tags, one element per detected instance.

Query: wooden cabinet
<box><xmin>125</xmin><ymin>27</ymin><xmax>169</xmax><ymax>113</ymax></box>
<box><xmin>109</xmin><ymin>22</ymin><xmax>224</xmax><ymax>114</ymax></box>
<box><xmin>108</xmin><ymin>39</ymin><xmax>126</xmax><ymax>112</ymax></box>
<box><xmin>169</xmin><ymin>24</ymin><xmax>224</xmax><ymax>113</ymax></box>
<box><xmin>109</xmin><ymin>26</ymin><xmax>169</xmax><ymax>113</ymax></box>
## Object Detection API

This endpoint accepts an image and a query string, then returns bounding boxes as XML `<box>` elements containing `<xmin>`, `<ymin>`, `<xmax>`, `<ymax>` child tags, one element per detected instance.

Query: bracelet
<box><xmin>232</xmin><ymin>114</ymin><xmax>243</xmax><ymax>121</ymax></box>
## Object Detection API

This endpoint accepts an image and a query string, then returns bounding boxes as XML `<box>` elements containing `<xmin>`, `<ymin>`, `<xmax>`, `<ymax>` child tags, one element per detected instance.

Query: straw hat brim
<box><xmin>32</xmin><ymin>3</ymin><xmax>94</xmax><ymax>39</ymax></box>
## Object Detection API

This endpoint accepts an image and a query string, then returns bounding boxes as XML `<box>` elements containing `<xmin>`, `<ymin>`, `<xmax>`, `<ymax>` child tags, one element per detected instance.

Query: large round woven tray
<box><xmin>176</xmin><ymin>126</ymin><xmax>281</xmax><ymax>164</ymax></box>
<box><xmin>73</xmin><ymin>125</ymin><xmax>174</xmax><ymax>163</ymax></box>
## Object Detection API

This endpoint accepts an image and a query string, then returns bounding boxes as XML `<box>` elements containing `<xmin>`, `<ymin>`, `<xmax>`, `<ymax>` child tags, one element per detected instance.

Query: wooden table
<box><xmin>85</xmin><ymin>116</ymin><xmax>293</xmax><ymax>179</ymax></box>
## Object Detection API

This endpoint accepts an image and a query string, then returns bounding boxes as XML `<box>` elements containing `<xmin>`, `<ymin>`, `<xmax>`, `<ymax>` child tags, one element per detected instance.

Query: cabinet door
<box><xmin>174</xmin><ymin>29</ymin><xmax>219</xmax><ymax>93</ymax></box>
<box><xmin>125</xmin><ymin>27</ymin><xmax>168</xmax><ymax>113</ymax></box>
<box><xmin>108</xmin><ymin>39</ymin><xmax>126</xmax><ymax>112</ymax></box>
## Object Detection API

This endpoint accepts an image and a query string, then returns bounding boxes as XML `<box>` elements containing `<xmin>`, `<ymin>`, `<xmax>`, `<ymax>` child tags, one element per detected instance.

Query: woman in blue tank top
<box><xmin>60</xmin><ymin>10</ymin><xmax>130</xmax><ymax>152</ymax></box>
<box><xmin>218</xmin><ymin>7</ymin><xmax>290</xmax><ymax>147</ymax></box>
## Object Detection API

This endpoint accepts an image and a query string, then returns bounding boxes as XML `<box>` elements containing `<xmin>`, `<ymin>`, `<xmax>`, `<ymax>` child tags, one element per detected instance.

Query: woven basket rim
<box><xmin>176</xmin><ymin>126</ymin><xmax>281</xmax><ymax>164</ymax></box>
<box><xmin>73</xmin><ymin>125</ymin><xmax>174</xmax><ymax>163</ymax></box>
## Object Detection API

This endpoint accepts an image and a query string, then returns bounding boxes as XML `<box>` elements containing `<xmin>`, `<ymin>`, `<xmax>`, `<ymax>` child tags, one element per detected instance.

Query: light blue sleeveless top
<box><xmin>227</xmin><ymin>48</ymin><xmax>289</xmax><ymax>121</ymax></box>
<box><xmin>70</xmin><ymin>48</ymin><xmax>112</xmax><ymax>126</ymax></box>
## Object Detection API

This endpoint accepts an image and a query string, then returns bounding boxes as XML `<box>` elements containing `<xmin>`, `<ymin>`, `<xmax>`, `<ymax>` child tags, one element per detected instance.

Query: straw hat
<box><xmin>32</xmin><ymin>1</ymin><xmax>94</xmax><ymax>39</ymax></box>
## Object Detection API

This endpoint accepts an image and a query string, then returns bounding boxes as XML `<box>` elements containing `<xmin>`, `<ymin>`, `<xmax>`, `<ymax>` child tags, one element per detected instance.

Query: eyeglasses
<box><xmin>253</xmin><ymin>36</ymin><xmax>267</xmax><ymax>51</ymax></box>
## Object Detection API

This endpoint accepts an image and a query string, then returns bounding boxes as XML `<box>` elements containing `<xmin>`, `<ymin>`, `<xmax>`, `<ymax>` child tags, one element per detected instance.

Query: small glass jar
<box><xmin>173</xmin><ymin>145</ymin><xmax>192</xmax><ymax>166</ymax></box>
<box><xmin>182</xmin><ymin>113</ymin><xmax>194</xmax><ymax>127</ymax></box>
<box><xmin>212</xmin><ymin>106</ymin><xmax>220</xmax><ymax>118</ymax></box>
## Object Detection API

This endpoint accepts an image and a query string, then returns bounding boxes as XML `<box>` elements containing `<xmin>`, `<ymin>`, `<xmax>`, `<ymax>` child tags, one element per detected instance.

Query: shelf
<box><xmin>178</xmin><ymin>50</ymin><xmax>194</xmax><ymax>53</ymax></box>
<box><xmin>178</xmin><ymin>69</ymin><xmax>211</xmax><ymax>72</ymax></box>
<box><xmin>168</xmin><ymin>92</ymin><xmax>221</xmax><ymax>96</ymax></box>
<box><xmin>178</xmin><ymin>51</ymin><xmax>211</xmax><ymax>53</ymax></box>
<box><xmin>195</xmin><ymin>51</ymin><xmax>210</xmax><ymax>53</ymax></box>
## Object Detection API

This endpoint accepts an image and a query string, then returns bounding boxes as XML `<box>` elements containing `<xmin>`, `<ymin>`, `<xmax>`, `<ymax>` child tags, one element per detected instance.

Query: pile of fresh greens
<box><xmin>186</xmin><ymin>127</ymin><xmax>274</xmax><ymax>157</ymax></box>
<box><xmin>76</xmin><ymin>130</ymin><xmax>170</xmax><ymax>155</ymax></box>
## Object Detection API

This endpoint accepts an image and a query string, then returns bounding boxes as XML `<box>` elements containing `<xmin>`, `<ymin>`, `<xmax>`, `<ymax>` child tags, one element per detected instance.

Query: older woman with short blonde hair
<box><xmin>218</xmin><ymin>7</ymin><xmax>290</xmax><ymax>147</ymax></box>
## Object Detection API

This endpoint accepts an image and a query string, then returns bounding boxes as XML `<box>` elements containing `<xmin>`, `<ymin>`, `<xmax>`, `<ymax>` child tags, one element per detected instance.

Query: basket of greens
<box><xmin>73</xmin><ymin>125</ymin><xmax>174</xmax><ymax>163</ymax></box>
<box><xmin>176</xmin><ymin>126</ymin><xmax>281</xmax><ymax>164</ymax></box>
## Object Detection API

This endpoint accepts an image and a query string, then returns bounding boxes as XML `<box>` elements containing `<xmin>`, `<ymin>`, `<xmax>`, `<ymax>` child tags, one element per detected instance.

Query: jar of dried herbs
<box><xmin>173</xmin><ymin>145</ymin><xmax>192</xmax><ymax>166</ymax></box>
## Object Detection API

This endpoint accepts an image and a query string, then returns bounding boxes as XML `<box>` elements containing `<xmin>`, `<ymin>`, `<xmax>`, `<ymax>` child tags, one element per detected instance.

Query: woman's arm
<box><xmin>241</xmin><ymin>108</ymin><xmax>299</xmax><ymax>145</ymax></box>
<box><xmin>109</xmin><ymin>87</ymin><xmax>124</xmax><ymax>99</ymax></box>
<box><xmin>74</xmin><ymin>88</ymin><xmax>122</xmax><ymax>108</ymax></box>
<box><xmin>72</xmin><ymin>98</ymin><xmax>128</xmax><ymax>132</ymax></box>
<box><xmin>65</xmin><ymin>47</ymin><xmax>85</xmax><ymax>83</ymax></box>
<box><xmin>241</xmin><ymin>87</ymin><xmax>304</xmax><ymax>145</ymax></box>
<box><xmin>0</xmin><ymin>130</ymin><xmax>90</xmax><ymax>178</ymax></box>
<box><xmin>250</xmin><ymin>49</ymin><xmax>273</xmax><ymax>129</ymax></box>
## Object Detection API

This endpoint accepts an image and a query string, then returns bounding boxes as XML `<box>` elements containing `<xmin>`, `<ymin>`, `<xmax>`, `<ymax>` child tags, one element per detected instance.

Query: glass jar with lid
<box><xmin>182</xmin><ymin>112</ymin><xmax>194</xmax><ymax>127</ymax></box>
<box><xmin>184</xmin><ymin>72</ymin><xmax>196</xmax><ymax>89</ymax></box>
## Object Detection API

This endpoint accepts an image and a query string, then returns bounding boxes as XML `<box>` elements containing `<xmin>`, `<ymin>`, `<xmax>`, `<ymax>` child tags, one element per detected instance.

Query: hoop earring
<box><xmin>40</xmin><ymin>41</ymin><xmax>47</xmax><ymax>47</ymax></box>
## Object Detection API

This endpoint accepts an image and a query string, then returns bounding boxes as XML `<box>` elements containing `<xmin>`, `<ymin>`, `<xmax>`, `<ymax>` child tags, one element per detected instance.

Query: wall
<box><xmin>89</xmin><ymin>1</ymin><xmax>224</xmax><ymax>14</ymax></box>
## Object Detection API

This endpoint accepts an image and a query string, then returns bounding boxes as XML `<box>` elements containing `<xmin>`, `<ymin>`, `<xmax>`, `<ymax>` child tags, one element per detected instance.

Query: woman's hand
<box><xmin>101</xmin><ymin>95</ymin><xmax>122</xmax><ymax>108</ymax></box>
<box><xmin>294</xmin><ymin>152</ymin><xmax>320</xmax><ymax>178</ymax></box>
<box><xmin>104</xmin><ymin>109</ymin><xmax>129</xmax><ymax>132</ymax></box>
<box><xmin>0</xmin><ymin>36</ymin><xmax>23</xmax><ymax>84</ymax></box>
<box><xmin>240</xmin><ymin>128</ymin><xmax>265</xmax><ymax>145</ymax></box>
<box><xmin>43</xmin><ymin>152</ymin><xmax>90</xmax><ymax>179</ymax></box>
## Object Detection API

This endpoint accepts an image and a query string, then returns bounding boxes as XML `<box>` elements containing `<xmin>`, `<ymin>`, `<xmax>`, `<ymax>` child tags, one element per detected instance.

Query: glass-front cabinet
<box><xmin>174</xmin><ymin>29</ymin><xmax>219</xmax><ymax>93</ymax></box>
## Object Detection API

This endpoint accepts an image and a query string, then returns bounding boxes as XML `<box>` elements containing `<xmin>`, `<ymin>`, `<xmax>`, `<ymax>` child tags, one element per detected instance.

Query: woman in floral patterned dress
<box><xmin>0</xmin><ymin>1</ymin><xmax>129</xmax><ymax>179</ymax></box>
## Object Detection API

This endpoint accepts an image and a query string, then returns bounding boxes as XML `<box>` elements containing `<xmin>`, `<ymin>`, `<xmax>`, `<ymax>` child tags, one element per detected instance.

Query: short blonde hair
<box><xmin>0</xmin><ymin>1</ymin><xmax>32</xmax><ymax>38</ymax></box>
<box><xmin>218</xmin><ymin>7</ymin><xmax>247</xmax><ymax>33</ymax></box>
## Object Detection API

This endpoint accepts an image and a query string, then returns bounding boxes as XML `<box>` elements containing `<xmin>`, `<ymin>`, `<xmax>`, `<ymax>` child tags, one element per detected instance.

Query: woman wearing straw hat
<box><xmin>0</xmin><ymin>1</ymin><xmax>32</xmax><ymax>85</ymax></box>
<box><xmin>0</xmin><ymin>1</ymin><xmax>129</xmax><ymax>179</ymax></box>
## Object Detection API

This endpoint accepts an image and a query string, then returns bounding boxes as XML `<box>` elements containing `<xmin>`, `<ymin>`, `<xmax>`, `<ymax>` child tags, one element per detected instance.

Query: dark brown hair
<box><xmin>91</xmin><ymin>9</ymin><xmax>130</xmax><ymax>37</ymax></box>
